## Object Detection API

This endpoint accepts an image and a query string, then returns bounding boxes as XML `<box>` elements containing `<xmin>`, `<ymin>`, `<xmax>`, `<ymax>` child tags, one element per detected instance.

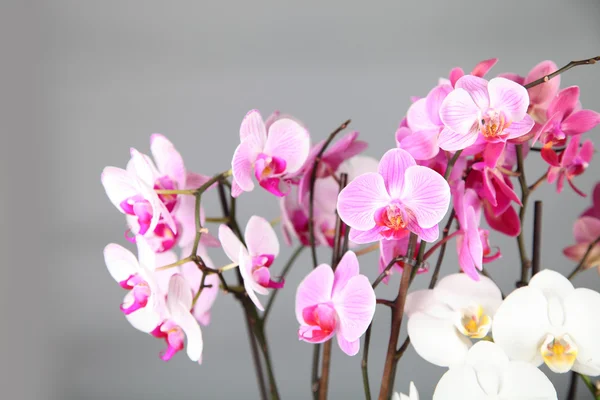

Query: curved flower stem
<box><xmin>528</xmin><ymin>172</ymin><xmax>548</xmax><ymax>192</ymax></box>
<box><xmin>156</xmin><ymin>256</ymin><xmax>195</xmax><ymax>271</ymax></box>
<box><xmin>524</xmin><ymin>55</ymin><xmax>600</xmax><ymax>89</ymax></box>
<box><xmin>263</xmin><ymin>245</ymin><xmax>305</xmax><ymax>321</ymax></box>
<box><xmin>308</xmin><ymin>119</ymin><xmax>351</xmax><ymax>268</ymax></box>
<box><xmin>361</xmin><ymin>325</ymin><xmax>373</xmax><ymax>400</ymax></box>
<box><xmin>515</xmin><ymin>144</ymin><xmax>532</xmax><ymax>287</ymax></box>
<box><xmin>444</xmin><ymin>150</ymin><xmax>463</xmax><ymax>180</ymax></box>
<box><xmin>429</xmin><ymin>210</ymin><xmax>456</xmax><ymax>289</ymax></box>
<box><xmin>355</xmin><ymin>243</ymin><xmax>380</xmax><ymax>256</ymax></box>
<box><xmin>422</xmin><ymin>230</ymin><xmax>460</xmax><ymax>261</ymax></box>
<box><xmin>567</xmin><ymin>236</ymin><xmax>600</xmax><ymax>280</ymax></box>
<box><xmin>378</xmin><ymin>233</ymin><xmax>418</xmax><ymax>400</ymax></box>
<box><xmin>580</xmin><ymin>374</ymin><xmax>600</xmax><ymax>399</ymax></box>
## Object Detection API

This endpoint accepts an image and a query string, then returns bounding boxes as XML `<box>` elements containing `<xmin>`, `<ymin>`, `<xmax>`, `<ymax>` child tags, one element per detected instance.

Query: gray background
<box><xmin>2</xmin><ymin>0</ymin><xmax>600</xmax><ymax>399</ymax></box>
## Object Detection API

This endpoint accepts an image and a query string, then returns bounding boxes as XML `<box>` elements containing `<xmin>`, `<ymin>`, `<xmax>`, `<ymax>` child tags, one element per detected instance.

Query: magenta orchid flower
<box><xmin>542</xmin><ymin>135</ymin><xmax>594</xmax><ymax>196</ymax></box>
<box><xmin>337</xmin><ymin>148</ymin><xmax>451</xmax><ymax>243</ymax></box>
<box><xmin>151</xmin><ymin>274</ymin><xmax>203</xmax><ymax>363</ymax></box>
<box><xmin>219</xmin><ymin>216</ymin><xmax>282</xmax><ymax>310</ymax></box>
<box><xmin>582</xmin><ymin>183</ymin><xmax>600</xmax><ymax>219</ymax></box>
<box><xmin>378</xmin><ymin>236</ymin><xmax>428</xmax><ymax>285</ymax></box>
<box><xmin>452</xmin><ymin>181</ymin><xmax>500</xmax><ymax>280</ymax></box>
<box><xmin>295</xmin><ymin>251</ymin><xmax>375</xmax><ymax>356</ymax></box>
<box><xmin>438</xmin><ymin>76</ymin><xmax>535</xmax><ymax>160</ymax></box>
<box><xmin>534</xmin><ymin>86</ymin><xmax>600</xmax><ymax>146</ymax></box>
<box><xmin>564</xmin><ymin>216</ymin><xmax>600</xmax><ymax>274</ymax></box>
<box><xmin>446</xmin><ymin>58</ymin><xmax>498</xmax><ymax>88</ymax></box>
<box><xmin>231</xmin><ymin>110</ymin><xmax>310</xmax><ymax>197</ymax></box>
<box><xmin>524</xmin><ymin>60</ymin><xmax>561</xmax><ymax>123</ymax></box>
<box><xmin>104</xmin><ymin>237</ymin><xmax>163</xmax><ymax>332</ymax></box>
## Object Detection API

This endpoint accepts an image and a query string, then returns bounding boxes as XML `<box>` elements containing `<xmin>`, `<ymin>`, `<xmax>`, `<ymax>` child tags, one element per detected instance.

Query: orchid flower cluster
<box><xmin>101</xmin><ymin>56</ymin><xmax>600</xmax><ymax>399</ymax></box>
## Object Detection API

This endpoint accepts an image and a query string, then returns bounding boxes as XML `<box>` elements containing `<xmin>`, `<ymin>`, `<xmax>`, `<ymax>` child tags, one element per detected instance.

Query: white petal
<box><xmin>466</xmin><ymin>341</ymin><xmax>509</xmax><ymax>368</ymax></box>
<box><xmin>492</xmin><ymin>287</ymin><xmax>550</xmax><ymax>364</ymax></box>
<box><xmin>218</xmin><ymin>224</ymin><xmax>243</xmax><ymax>263</ymax></box>
<box><xmin>528</xmin><ymin>269</ymin><xmax>574</xmax><ymax>301</ymax></box>
<box><xmin>434</xmin><ymin>273</ymin><xmax>503</xmax><ymax>316</ymax></box>
<box><xmin>407</xmin><ymin>312</ymin><xmax>471</xmax><ymax>367</ymax></box>
<box><xmin>103</xmin><ymin>243</ymin><xmax>139</xmax><ymax>283</ymax></box>
<box><xmin>563</xmin><ymin>288</ymin><xmax>600</xmax><ymax>376</ymax></box>
<box><xmin>167</xmin><ymin>274</ymin><xmax>194</xmax><ymax>311</ymax></box>
<box><xmin>498</xmin><ymin>361</ymin><xmax>557</xmax><ymax>399</ymax></box>
<box><xmin>124</xmin><ymin>292</ymin><xmax>163</xmax><ymax>333</ymax></box>
<box><xmin>433</xmin><ymin>366</ymin><xmax>488</xmax><ymax>400</ymax></box>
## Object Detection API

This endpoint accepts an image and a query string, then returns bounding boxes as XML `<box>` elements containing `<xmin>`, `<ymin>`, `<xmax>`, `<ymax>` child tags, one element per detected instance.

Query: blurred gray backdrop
<box><xmin>2</xmin><ymin>0</ymin><xmax>600</xmax><ymax>399</ymax></box>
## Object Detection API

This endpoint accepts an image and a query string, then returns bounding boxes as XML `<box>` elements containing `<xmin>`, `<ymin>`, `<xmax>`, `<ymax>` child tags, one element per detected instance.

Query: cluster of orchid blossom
<box><xmin>101</xmin><ymin>56</ymin><xmax>600</xmax><ymax>399</ymax></box>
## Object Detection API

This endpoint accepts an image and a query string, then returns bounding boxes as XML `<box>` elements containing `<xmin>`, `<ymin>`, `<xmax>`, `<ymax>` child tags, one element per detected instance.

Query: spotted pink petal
<box><xmin>150</xmin><ymin>134</ymin><xmax>186</xmax><ymax>189</ymax></box>
<box><xmin>244</xmin><ymin>216</ymin><xmax>280</xmax><ymax>258</ymax></box>
<box><xmin>488</xmin><ymin>77</ymin><xmax>529</xmax><ymax>121</ymax></box>
<box><xmin>295</xmin><ymin>264</ymin><xmax>334</xmax><ymax>324</ymax></box>
<box><xmin>337</xmin><ymin>173</ymin><xmax>391</xmax><ymax>231</ymax></box>
<box><xmin>263</xmin><ymin>118</ymin><xmax>310</xmax><ymax>174</ymax></box>
<box><xmin>455</xmin><ymin>75</ymin><xmax>490</xmax><ymax>110</ymax></box>
<box><xmin>332</xmin><ymin>274</ymin><xmax>375</xmax><ymax>342</ymax></box>
<box><xmin>524</xmin><ymin>60</ymin><xmax>560</xmax><ymax>107</ymax></box>
<box><xmin>561</xmin><ymin>110</ymin><xmax>600</xmax><ymax>135</ymax></box>
<box><xmin>437</xmin><ymin>127</ymin><xmax>479</xmax><ymax>152</ymax></box>
<box><xmin>378</xmin><ymin>149</ymin><xmax>417</xmax><ymax>198</ymax></box>
<box><xmin>240</xmin><ymin>109</ymin><xmax>267</xmax><ymax>144</ymax></box>
<box><xmin>400</xmin><ymin>166</ymin><xmax>451</xmax><ymax>229</ymax></box>
<box><xmin>439</xmin><ymin>89</ymin><xmax>480</xmax><ymax>135</ymax></box>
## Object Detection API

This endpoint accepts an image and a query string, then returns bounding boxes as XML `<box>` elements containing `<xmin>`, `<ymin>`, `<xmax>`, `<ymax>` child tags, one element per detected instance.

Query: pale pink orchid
<box><xmin>445</xmin><ymin>58</ymin><xmax>498</xmax><ymax>88</ymax></box>
<box><xmin>542</xmin><ymin>135</ymin><xmax>594</xmax><ymax>196</ymax></box>
<box><xmin>378</xmin><ymin>236</ymin><xmax>428</xmax><ymax>285</ymax></box>
<box><xmin>104</xmin><ymin>237</ymin><xmax>163</xmax><ymax>332</ymax></box>
<box><xmin>564</xmin><ymin>216</ymin><xmax>600</xmax><ymax>274</ymax></box>
<box><xmin>231</xmin><ymin>109</ymin><xmax>310</xmax><ymax>197</ymax></box>
<box><xmin>533</xmin><ymin>86</ymin><xmax>600</xmax><ymax>146</ymax></box>
<box><xmin>151</xmin><ymin>274</ymin><xmax>204</xmax><ymax>363</ymax></box>
<box><xmin>295</xmin><ymin>251</ymin><xmax>375</xmax><ymax>356</ymax></box>
<box><xmin>296</xmin><ymin>131</ymin><xmax>367</xmax><ymax>202</ymax></box>
<box><xmin>438</xmin><ymin>76</ymin><xmax>535</xmax><ymax>159</ymax></box>
<box><xmin>452</xmin><ymin>181</ymin><xmax>500</xmax><ymax>280</ymax></box>
<box><xmin>219</xmin><ymin>216</ymin><xmax>282</xmax><ymax>310</ymax></box>
<box><xmin>582</xmin><ymin>183</ymin><xmax>600</xmax><ymax>219</ymax></box>
<box><xmin>337</xmin><ymin>149</ymin><xmax>451</xmax><ymax>243</ymax></box>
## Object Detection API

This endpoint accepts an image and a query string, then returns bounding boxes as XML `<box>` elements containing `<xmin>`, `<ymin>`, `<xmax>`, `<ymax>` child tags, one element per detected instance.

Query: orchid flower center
<box><xmin>254</xmin><ymin>153</ymin><xmax>287</xmax><ymax>181</ymax></box>
<box><xmin>375</xmin><ymin>204</ymin><xmax>411</xmax><ymax>239</ymax></box>
<box><xmin>540</xmin><ymin>334</ymin><xmax>578</xmax><ymax>373</ymax></box>
<box><xmin>455</xmin><ymin>305</ymin><xmax>492</xmax><ymax>339</ymax></box>
<box><xmin>151</xmin><ymin>321</ymin><xmax>185</xmax><ymax>361</ymax></box>
<box><xmin>119</xmin><ymin>275</ymin><xmax>151</xmax><ymax>315</ymax></box>
<box><xmin>299</xmin><ymin>303</ymin><xmax>337</xmax><ymax>342</ymax></box>
<box><xmin>154</xmin><ymin>176</ymin><xmax>178</xmax><ymax>212</ymax></box>
<box><xmin>251</xmin><ymin>254</ymin><xmax>284</xmax><ymax>289</ymax></box>
<box><xmin>119</xmin><ymin>195</ymin><xmax>153</xmax><ymax>235</ymax></box>
<box><xmin>479</xmin><ymin>109</ymin><xmax>510</xmax><ymax>140</ymax></box>
<box><xmin>150</xmin><ymin>220</ymin><xmax>179</xmax><ymax>253</ymax></box>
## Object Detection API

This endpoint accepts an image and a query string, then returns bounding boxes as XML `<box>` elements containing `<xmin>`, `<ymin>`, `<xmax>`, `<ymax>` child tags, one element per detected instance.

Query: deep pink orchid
<box><xmin>295</xmin><ymin>251</ymin><xmax>375</xmax><ymax>356</ymax></box>
<box><xmin>151</xmin><ymin>274</ymin><xmax>204</xmax><ymax>363</ymax></box>
<box><xmin>231</xmin><ymin>110</ymin><xmax>310</xmax><ymax>197</ymax></box>
<box><xmin>564</xmin><ymin>216</ymin><xmax>600</xmax><ymax>274</ymax></box>
<box><xmin>438</xmin><ymin>76</ymin><xmax>535</xmax><ymax>158</ymax></box>
<box><xmin>534</xmin><ymin>86</ymin><xmax>600</xmax><ymax>146</ymax></box>
<box><xmin>582</xmin><ymin>183</ymin><xmax>600</xmax><ymax>219</ymax></box>
<box><xmin>337</xmin><ymin>149</ymin><xmax>450</xmax><ymax>243</ymax></box>
<box><xmin>452</xmin><ymin>181</ymin><xmax>500</xmax><ymax>280</ymax></box>
<box><xmin>378</xmin><ymin>236</ymin><xmax>428</xmax><ymax>285</ymax></box>
<box><xmin>219</xmin><ymin>216</ymin><xmax>282</xmax><ymax>310</ymax></box>
<box><xmin>446</xmin><ymin>58</ymin><xmax>498</xmax><ymax>88</ymax></box>
<box><xmin>542</xmin><ymin>135</ymin><xmax>594</xmax><ymax>196</ymax></box>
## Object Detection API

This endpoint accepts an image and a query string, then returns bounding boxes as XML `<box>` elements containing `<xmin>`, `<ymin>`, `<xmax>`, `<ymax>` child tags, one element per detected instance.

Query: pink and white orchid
<box><xmin>438</xmin><ymin>76</ymin><xmax>535</xmax><ymax>161</ymax></box>
<box><xmin>405</xmin><ymin>273</ymin><xmax>503</xmax><ymax>367</ymax></box>
<box><xmin>433</xmin><ymin>341</ymin><xmax>557</xmax><ymax>400</ymax></box>
<box><xmin>493</xmin><ymin>270</ymin><xmax>600</xmax><ymax>375</ymax></box>
<box><xmin>543</xmin><ymin>135</ymin><xmax>594</xmax><ymax>197</ymax></box>
<box><xmin>219</xmin><ymin>216</ymin><xmax>282</xmax><ymax>310</ymax></box>
<box><xmin>231</xmin><ymin>109</ymin><xmax>310</xmax><ymax>197</ymax></box>
<box><xmin>337</xmin><ymin>148</ymin><xmax>451</xmax><ymax>243</ymax></box>
<box><xmin>295</xmin><ymin>251</ymin><xmax>375</xmax><ymax>356</ymax></box>
<box><xmin>564</xmin><ymin>216</ymin><xmax>600</xmax><ymax>274</ymax></box>
<box><xmin>151</xmin><ymin>274</ymin><xmax>204</xmax><ymax>363</ymax></box>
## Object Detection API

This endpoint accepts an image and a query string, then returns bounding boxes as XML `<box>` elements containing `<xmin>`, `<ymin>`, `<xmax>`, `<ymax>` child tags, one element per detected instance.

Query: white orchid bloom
<box><xmin>405</xmin><ymin>273</ymin><xmax>503</xmax><ymax>367</ymax></box>
<box><xmin>433</xmin><ymin>341</ymin><xmax>557</xmax><ymax>400</ymax></box>
<box><xmin>493</xmin><ymin>269</ymin><xmax>600</xmax><ymax>375</ymax></box>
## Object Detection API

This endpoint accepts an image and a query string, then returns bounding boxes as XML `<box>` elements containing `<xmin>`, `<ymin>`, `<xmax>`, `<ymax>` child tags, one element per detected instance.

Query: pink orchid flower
<box><xmin>452</xmin><ymin>181</ymin><xmax>500</xmax><ymax>280</ymax></box>
<box><xmin>295</xmin><ymin>251</ymin><xmax>375</xmax><ymax>356</ymax></box>
<box><xmin>297</xmin><ymin>131</ymin><xmax>367</xmax><ymax>202</ymax></box>
<box><xmin>378</xmin><ymin>236</ymin><xmax>428</xmax><ymax>285</ymax></box>
<box><xmin>219</xmin><ymin>216</ymin><xmax>282</xmax><ymax>310</ymax></box>
<box><xmin>446</xmin><ymin>58</ymin><xmax>498</xmax><ymax>87</ymax></box>
<box><xmin>337</xmin><ymin>148</ymin><xmax>451</xmax><ymax>243</ymax></box>
<box><xmin>564</xmin><ymin>216</ymin><xmax>600</xmax><ymax>274</ymax></box>
<box><xmin>534</xmin><ymin>86</ymin><xmax>600</xmax><ymax>146</ymax></box>
<box><xmin>543</xmin><ymin>135</ymin><xmax>594</xmax><ymax>196</ymax></box>
<box><xmin>231</xmin><ymin>109</ymin><xmax>310</xmax><ymax>197</ymax></box>
<box><xmin>582</xmin><ymin>183</ymin><xmax>600</xmax><ymax>219</ymax></box>
<box><xmin>438</xmin><ymin>76</ymin><xmax>535</xmax><ymax>158</ymax></box>
<box><xmin>151</xmin><ymin>274</ymin><xmax>203</xmax><ymax>363</ymax></box>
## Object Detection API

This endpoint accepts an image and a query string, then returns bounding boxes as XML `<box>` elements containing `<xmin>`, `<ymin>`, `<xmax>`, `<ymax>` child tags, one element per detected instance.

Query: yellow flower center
<box><xmin>541</xmin><ymin>334</ymin><xmax>578</xmax><ymax>373</ymax></box>
<box><xmin>456</xmin><ymin>305</ymin><xmax>492</xmax><ymax>339</ymax></box>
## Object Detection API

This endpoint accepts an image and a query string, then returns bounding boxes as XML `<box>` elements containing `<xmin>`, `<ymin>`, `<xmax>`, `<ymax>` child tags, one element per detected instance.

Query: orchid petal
<box><xmin>439</xmin><ymin>88</ymin><xmax>479</xmax><ymax>134</ymax></box>
<box><xmin>264</xmin><ymin>118</ymin><xmax>310</xmax><ymax>174</ymax></box>
<box><xmin>245</xmin><ymin>216</ymin><xmax>280</xmax><ymax>258</ymax></box>
<box><xmin>101</xmin><ymin>167</ymin><xmax>140</xmax><ymax>212</ymax></box>
<box><xmin>333</xmin><ymin>275</ymin><xmax>375</xmax><ymax>342</ymax></box>
<box><xmin>524</xmin><ymin>60</ymin><xmax>560</xmax><ymax>107</ymax></box>
<box><xmin>455</xmin><ymin>75</ymin><xmax>490</xmax><ymax>110</ymax></box>
<box><xmin>528</xmin><ymin>269</ymin><xmax>574</xmax><ymax>301</ymax></box>
<box><xmin>218</xmin><ymin>224</ymin><xmax>243</xmax><ymax>264</ymax></box>
<box><xmin>332</xmin><ymin>251</ymin><xmax>359</xmax><ymax>295</ymax></box>
<box><xmin>401</xmin><ymin>166</ymin><xmax>451</xmax><ymax>229</ymax></box>
<box><xmin>104</xmin><ymin>243</ymin><xmax>139</xmax><ymax>283</ymax></box>
<box><xmin>433</xmin><ymin>366</ymin><xmax>487</xmax><ymax>400</ymax></box>
<box><xmin>437</xmin><ymin>127</ymin><xmax>479</xmax><ymax>152</ymax></box>
<box><xmin>407</xmin><ymin>98</ymin><xmax>436</xmax><ymax>131</ymax></box>
<box><xmin>562</xmin><ymin>109</ymin><xmax>600</xmax><ymax>135</ymax></box>
<box><xmin>336</xmin><ymin>336</ymin><xmax>360</xmax><ymax>356</ymax></box>
<box><xmin>563</xmin><ymin>288</ymin><xmax>600</xmax><ymax>376</ymax></box>
<box><xmin>150</xmin><ymin>134</ymin><xmax>186</xmax><ymax>188</ymax></box>
<box><xmin>434</xmin><ymin>274</ymin><xmax>502</xmax><ymax>316</ymax></box>
<box><xmin>504</xmin><ymin>114</ymin><xmax>534</xmax><ymax>140</ymax></box>
<box><xmin>349</xmin><ymin>226</ymin><xmax>386</xmax><ymax>244</ymax></box>
<box><xmin>231</xmin><ymin>137</ymin><xmax>260</xmax><ymax>193</ymax></box>
<box><xmin>239</xmin><ymin>248</ymin><xmax>265</xmax><ymax>311</ymax></box>
<box><xmin>573</xmin><ymin>216</ymin><xmax>600</xmax><ymax>243</ymax></box>
<box><xmin>488</xmin><ymin>77</ymin><xmax>529</xmax><ymax>121</ymax></box>
<box><xmin>547</xmin><ymin>86</ymin><xmax>579</xmax><ymax>119</ymax></box>
<box><xmin>240</xmin><ymin>109</ymin><xmax>267</xmax><ymax>144</ymax></box>
<box><xmin>295</xmin><ymin>264</ymin><xmax>334</xmax><ymax>323</ymax></box>
<box><xmin>378</xmin><ymin>149</ymin><xmax>417</xmax><ymax>198</ymax></box>
<box><xmin>498</xmin><ymin>361</ymin><xmax>558</xmax><ymax>399</ymax></box>
<box><xmin>399</xmin><ymin>130</ymin><xmax>440</xmax><ymax>160</ymax></box>
<box><xmin>337</xmin><ymin>173</ymin><xmax>391</xmax><ymax>231</ymax></box>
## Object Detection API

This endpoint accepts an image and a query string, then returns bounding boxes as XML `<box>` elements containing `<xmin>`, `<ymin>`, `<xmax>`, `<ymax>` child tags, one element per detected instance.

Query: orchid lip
<box><xmin>455</xmin><ymin>304</ymin><xmax>492</xmax><ymax>339</ymax></box>
<box><xmin>540</xmin><ymin>334</ymin><xmax>578</xmax><ymax>373</ymax></box>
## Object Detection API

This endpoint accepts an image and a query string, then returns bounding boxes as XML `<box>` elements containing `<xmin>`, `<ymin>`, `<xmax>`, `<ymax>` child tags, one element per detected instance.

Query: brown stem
<box><xmin>378</xmin><ymin>233</ymin><xmax>418</xmax><ymax>400</ymax></box>
<box><xmin>524</xmin><ymin>55</ymin><xmax>600</xmax><ymax>89</ymax></box>
<box><xmin>567</xmin><ymin>371</ymin><xmax>578</xmax><ymax>400</ymax></box>
<box><xmin>528</xmin><ymin>172</ymin><xmax>548</xmax><ymax>192</ymax></box>
<box><xmin>515</xmin><ymin>144</ymin><xmax>532</xmax><ymax>287</ymax></box>
<box><xmin>429</xmin><ymin>210</ymin><xmax>456</xmax><ymax>289</ymax></box>
<box><xmin>531</xmin><ymin>201</ymin><xmax>543</xmax><ymax>277</ymax></box>
<box><xmin>567</xmin><ymin>236</ymin><xmax>600</xmax><ymax>280</ymax></box>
